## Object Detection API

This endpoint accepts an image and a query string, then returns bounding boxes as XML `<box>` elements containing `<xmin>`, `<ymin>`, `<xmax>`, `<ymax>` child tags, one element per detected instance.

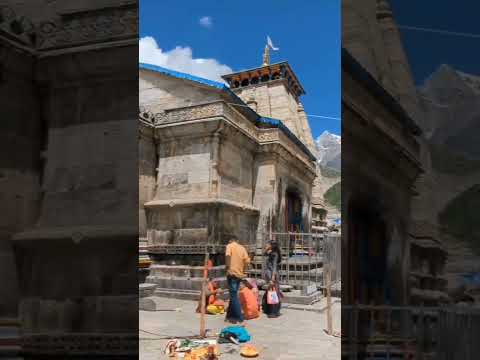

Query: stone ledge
<box><xmin>146</xmin><ymin>276</ymin><xmax>228</xmax><ymax>291</ymax></box>
<box><xmin>12</xmin><ymin>225</ymin><xmax>138</xmax><ymax>242</ymax></box>
<box><xmin>139</xmin><ymin>283</ymin><xmax>157</xmax><ymax>298</ymax></box>
<box><xmin>21</xmin><ymin>333</ymin><xmax>138</xmax><ymax>356</ymax></box>
<box><xmin>151</xmin><ymin>288</ymin><xmax>323</xmax><ymax>305</ymax></box>
<box><xmin>144</xmin><ymin>198</ymin><xmax>260</xmax><ymax>213</ymax></box>
<box><xmin>148</xmin><ymin>264</ymin><xmax>225</xmax><ymax>278</ymax></box>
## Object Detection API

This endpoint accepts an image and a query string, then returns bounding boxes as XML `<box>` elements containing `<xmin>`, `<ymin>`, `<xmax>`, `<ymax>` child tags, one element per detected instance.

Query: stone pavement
<box><xmin>140</xmin><ymin>297</ymin><xmax>341</xmax><ymax>360</ymax></box>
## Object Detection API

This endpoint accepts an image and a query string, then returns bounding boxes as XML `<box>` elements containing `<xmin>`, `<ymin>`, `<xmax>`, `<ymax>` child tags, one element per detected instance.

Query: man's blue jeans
<box><xmin>226</xmin><ymin>275</ymin><xmax>243</xmax><ymax>322</ymax></box>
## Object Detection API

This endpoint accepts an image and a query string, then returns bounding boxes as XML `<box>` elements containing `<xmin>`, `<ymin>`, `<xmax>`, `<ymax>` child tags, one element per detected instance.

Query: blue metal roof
<box><xmin>258</xmin><ymin>117</ymin><xmax>281</xmax><ymax>126</ymax></box>
<box><xmin>139</xmin><ymin>62</ymin><xmax>228</xmax><ymax>90</ymax></box>
<box><xmin>258</xmin><ymin>117</ymin><xmax>317</xmax><ymax>162</ymax></box>
<box><xmin>140</xmin><ymin>63</ymin><xmax>316</xmax><ymax>162</ymax></box>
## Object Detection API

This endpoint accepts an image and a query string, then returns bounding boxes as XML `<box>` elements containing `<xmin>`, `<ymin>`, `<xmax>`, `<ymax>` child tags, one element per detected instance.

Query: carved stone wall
<box><xmin>0</xmin><ymin>1</ymin><xmax>139</xmax><ymax>356</ymax></box>
<box><xmin>12</xmin><ymin>42</ymin><xmax>138</xmax><ymax>356</ymax></box>
<box><xmin>139</xmin><ymin>69</ymin><xmax>222</xmax><ymax>115</ymax></box>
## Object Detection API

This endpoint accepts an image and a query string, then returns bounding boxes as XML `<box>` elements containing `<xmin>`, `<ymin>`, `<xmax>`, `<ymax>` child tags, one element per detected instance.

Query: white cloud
<box><xmin>199</xmin><ymin>16</ymin><xmax>213</xmax><ymax>28</ymax></box>
<box><xmin>139</xmin><ymin>36</ymin><xmax>232</xmax><ymax>83</ymax></box>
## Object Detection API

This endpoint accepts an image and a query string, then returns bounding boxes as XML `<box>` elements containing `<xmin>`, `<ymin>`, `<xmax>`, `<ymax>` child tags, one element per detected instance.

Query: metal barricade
<box><xmin>324</xmin><ymin>233</ymin><xmax>341</xmax><ymax>288</ymax></box>
<box><xmin>249</xmin><ymin>232</ymin><xmax>341</xmax><ymax>292</ymax></box>
<box><xmin>342</xmin><ymin>304</ymin><xmax>480</xmax><ymax>360</ymax></box>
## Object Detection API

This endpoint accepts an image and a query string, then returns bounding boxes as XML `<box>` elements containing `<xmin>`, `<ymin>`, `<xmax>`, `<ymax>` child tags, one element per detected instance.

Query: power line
<box><xmin>398</xmin><ymin>25</ymin><xmax>480</xmax><ymax>39</ymax></box>
<box><xmin>227</xmin><ymin>103</ymin><xmax>341</xmax><ymax>121</ymax></box>
<box><xmin>307</xmin><ymin>114</ymin><xmax>341</xmax><ymax>121</ymax></box>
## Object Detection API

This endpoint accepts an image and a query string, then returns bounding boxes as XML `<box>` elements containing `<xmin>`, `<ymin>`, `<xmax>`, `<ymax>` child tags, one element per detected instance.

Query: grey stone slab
<box><xmin>139</xmin><ymin>283</ymin><xmax>157</xmax><ymax>298</ymax></box>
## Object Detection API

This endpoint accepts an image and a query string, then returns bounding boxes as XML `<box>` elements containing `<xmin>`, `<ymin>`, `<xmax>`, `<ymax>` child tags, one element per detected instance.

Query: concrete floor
<box><xmin>139</xmin><ymin>297</ymin><xmax>341</xmax><ymax>360</ymax></box>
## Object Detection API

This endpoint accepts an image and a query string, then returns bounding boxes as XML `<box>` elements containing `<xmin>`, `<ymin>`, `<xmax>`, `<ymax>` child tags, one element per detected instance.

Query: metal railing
<box><xmin>248</xmin><ymin>232</ymin><xmax>341</xmax><ymax>292</ymax></box>
<box><xmin>342</xmin><ymin>304</ymin><xmax>480</xmax><ymax>360</ymax></box>
<box><xmin>146</xmin><ymin>228</ymin><xmax>258</xmax><ymax>255</ymax></box>
<box><xmin>324</xmin><ymin>233</ymin><xmax>341</xmax><ymax>287</ymax></box>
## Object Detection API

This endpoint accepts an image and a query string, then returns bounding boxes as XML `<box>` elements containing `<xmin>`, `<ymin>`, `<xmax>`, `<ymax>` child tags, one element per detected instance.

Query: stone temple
<box><xmin>139</xmin><ymin>48</ymin><xmax>326</xmax><ymax>296</ymax></box>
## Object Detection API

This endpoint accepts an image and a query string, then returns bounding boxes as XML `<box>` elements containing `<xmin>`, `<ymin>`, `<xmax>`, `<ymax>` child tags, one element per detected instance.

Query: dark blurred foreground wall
<box><xmin>342</xmin><ymin>0</ymin><xmax>480</xmax><ymax>359</ymax></box>
<box><xmin>0</xmin><ymin>0</ymin><xmax>138</xmax><ymax>357</ymax></box>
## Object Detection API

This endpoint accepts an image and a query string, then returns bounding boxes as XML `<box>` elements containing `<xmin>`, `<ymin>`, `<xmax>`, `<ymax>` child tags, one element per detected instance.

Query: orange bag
<box><xmin>239</xmin><ymin>287</ymin><xmax>260</xmax><ymax>320</ymax></box>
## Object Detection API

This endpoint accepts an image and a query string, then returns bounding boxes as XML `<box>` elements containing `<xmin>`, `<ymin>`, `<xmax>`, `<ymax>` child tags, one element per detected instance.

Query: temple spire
<box><xmin>262</xmin><ymin>44</ymin><xmax>270</xmax><ymax>66</ymax></box>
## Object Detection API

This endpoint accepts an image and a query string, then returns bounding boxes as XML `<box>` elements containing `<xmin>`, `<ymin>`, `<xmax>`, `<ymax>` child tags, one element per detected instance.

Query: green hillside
<box><xmin>439</xmin><ymin>184</ymin><xmax>480</xmax><ymax>255</ymax></box>
<box><xmin>324</xmin><ymin>181</ymin><xmax>341</xmax><ymax>211</ymax></box>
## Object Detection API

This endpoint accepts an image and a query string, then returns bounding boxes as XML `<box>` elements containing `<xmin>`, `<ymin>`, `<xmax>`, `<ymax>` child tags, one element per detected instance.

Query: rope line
<box><xmin>399</xmin><ymin>25</ymin><xmax>480</xmax><ymax>39</ymax></box>
<box><xmin>227</xmin><ymin>103</ymin><xmax>341</xmax><ymax>121</ymax></box>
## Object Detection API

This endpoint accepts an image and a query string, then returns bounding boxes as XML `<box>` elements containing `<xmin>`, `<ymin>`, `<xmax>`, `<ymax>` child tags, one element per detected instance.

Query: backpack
<box><xmin>262</xmin><ymin>289</ymin><xmax>281</xmax><ymax>316</ymax></box>
<box><xmin>219</xmin><ymin>326</ymin><xmax>251</xmax><ymax>343</ymax></box>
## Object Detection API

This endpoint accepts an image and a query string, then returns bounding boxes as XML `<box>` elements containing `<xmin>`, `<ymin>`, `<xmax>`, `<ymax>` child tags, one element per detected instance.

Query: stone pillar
<box><xmin>297</xmin><ymin>103</ymin><xmax>317</xmax><ymax>155</ymax></box>
<box><xmin>209</xmin><ymin>124</ymin><xmax>224</xmax><ymax>198</ymax></box>
<box><xmin>342</xmin><ymin>0</ymin><xmax>380</xmax><ymax>78</ymax></box>
<box><xmin>253</xmin><ymin>154</ymin><xmax>277</xmax><ymax>241</ymax></box>
<box><xmin>139</xmin><ymin>126</ymin><xmax>156</xmax><ymax>238</ymax></box>
<box><xmin>302</xmin><ymin>193</ymin><xmax>312</xmax><ymax>232</ymax></box>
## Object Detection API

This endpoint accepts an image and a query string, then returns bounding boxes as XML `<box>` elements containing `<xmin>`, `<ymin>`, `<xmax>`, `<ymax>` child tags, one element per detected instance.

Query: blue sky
<box><xmin>140</xmin><ymin>0</ymin><xmax>341</xmax><ymax>137</ymax></box>
<box><xmin>391</xmin><ymin>1</ymin><xmax>480</xmax><ymax>84</ymax></box>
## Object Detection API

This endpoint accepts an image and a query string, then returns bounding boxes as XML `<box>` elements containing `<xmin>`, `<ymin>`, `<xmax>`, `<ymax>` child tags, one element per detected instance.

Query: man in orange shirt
<box><xmin>225</xmin><ymin>235</ymin><xmax>250</xmax><ymax>325</ymax></box>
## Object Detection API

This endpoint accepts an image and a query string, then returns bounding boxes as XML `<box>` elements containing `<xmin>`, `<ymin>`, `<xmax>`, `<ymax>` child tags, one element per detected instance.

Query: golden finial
<box><xmin>262</xmin><ymin>44</ymin><xmax>270</xmax><ymax>66</ymax></box>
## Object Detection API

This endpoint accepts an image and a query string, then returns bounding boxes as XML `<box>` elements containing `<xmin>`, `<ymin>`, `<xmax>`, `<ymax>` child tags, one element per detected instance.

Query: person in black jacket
<box><xmin>264</xmin><ymin>240</ymin><xmax>281</xmax><ymax>284</ymax></box>
<box><xmin>262</xmin><ymin>240</ymin><xmax>283</xmax><ymax>317</ymax></box>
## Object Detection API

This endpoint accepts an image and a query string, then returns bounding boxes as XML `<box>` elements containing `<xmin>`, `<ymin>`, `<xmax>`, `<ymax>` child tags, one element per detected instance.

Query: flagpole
<box><xmin>262</xmin><ymin>44</ymin><xmax>270</xmax><ymax>66</ymax></box>
<box><xmin>263</xmin><ymin>36</ymin><xmax>279</xmax><ymax>66</ymax></box>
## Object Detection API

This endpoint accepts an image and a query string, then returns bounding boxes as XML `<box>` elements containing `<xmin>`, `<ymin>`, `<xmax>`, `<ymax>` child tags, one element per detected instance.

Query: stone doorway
<box><xmin>346</xmin><ymin>200</ymin><xmax>389</xmax><ymax>306</ymax></box>
<box><xmin>285</xmin><ymin>188</ymin><xmax>303</xmax><ymax>232</ymax></box>
<box><xmin>346</xmin><ymin>199</ymin><xmax>394</xmax><ymax>340</ymax></box>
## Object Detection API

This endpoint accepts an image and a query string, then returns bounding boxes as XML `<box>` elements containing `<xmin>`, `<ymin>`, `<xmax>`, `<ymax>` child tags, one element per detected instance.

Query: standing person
<box><xmin>263</xmin><ymin>240</ymin><xmax>283</xmax><ymax>318</ymax></box>
<box><xmin>264</xmin><ymin>240</ymin><xmax>281</xmax><ymax>286</ymax></box>
<box><xmin>225</xmin><ymin>235</ymin><xmax>251</xmax><ymax>325</ymax></box>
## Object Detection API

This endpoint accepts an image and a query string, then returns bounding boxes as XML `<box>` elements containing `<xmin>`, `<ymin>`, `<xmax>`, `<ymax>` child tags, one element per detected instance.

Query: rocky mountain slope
<box><xmin>312</xmin><ymin>131</ymin><xmax>341</xmax><ymax>211</ymax></box>
<box><xmin>418</xmin><ymin>65</ymin><xmax>480</xmax><ymax>284</ymax></box>
<box><xmin>315</xmin><ymin>131</ymin><xmax>341</xmax><ymax>173</ymax></box>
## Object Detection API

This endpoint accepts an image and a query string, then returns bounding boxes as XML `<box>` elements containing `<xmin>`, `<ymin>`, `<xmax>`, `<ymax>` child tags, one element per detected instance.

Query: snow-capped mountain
<box><xmin>418</xmin><ymin>64</ymin><xmax>480</xmax><ymax>152</ymax></box>
<box><xmin>315</xmin><ymin>131</ymin><xmax>341</xmax><ymax>172</ymax></box>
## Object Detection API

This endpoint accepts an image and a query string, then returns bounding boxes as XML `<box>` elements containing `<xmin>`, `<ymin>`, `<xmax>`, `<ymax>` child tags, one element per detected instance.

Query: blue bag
<box><xmin>219</xmin><ymin>326</ymin><xmax>251</xmax><ymax>343</ymax></box>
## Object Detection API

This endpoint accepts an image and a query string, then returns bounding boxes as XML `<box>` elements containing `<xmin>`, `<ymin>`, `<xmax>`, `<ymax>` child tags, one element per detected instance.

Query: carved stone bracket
<box><xmin>0</xmin><ymin>5</ymin><xmax>37</xmax><ymax>48</ymax></box>
<box><xmin>36</xmin><ymin>4</ymin><xmax>137</xmax><ymax>51</ymax></box>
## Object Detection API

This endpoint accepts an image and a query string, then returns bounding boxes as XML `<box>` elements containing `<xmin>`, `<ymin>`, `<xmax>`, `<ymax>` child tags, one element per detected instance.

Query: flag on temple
<box><xmin>267</xmin><ymin>36</ymin><xmax>279</xmax><ymax>51</ymax></box>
